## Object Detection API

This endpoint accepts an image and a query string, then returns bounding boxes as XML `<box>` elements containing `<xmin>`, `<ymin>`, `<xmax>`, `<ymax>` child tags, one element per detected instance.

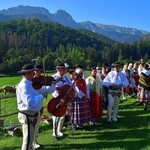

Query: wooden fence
<box><xmin>0</xmin><ymin>94</ymin><xmax>17</xmax><ymax>118</ymax></box>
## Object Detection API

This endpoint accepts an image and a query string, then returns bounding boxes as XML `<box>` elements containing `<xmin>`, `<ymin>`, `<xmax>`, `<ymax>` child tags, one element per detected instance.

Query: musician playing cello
<box><xmin>51</xmin><ymin>63</ymin><xmax>72</xmax><ymax>138</ymax></box>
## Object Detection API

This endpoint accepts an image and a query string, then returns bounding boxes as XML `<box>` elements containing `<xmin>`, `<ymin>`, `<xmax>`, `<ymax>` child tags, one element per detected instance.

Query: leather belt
<box><xmin>108</xmin><ymin>89</ymin><xmax>121</xmax><ymax>97</ymax></box>
<box><xmin>109</xmin><ymin>85</ymin><xmax>120</xmax><ymax>90</ymax></box>
<box><xmin>19</xmin><ymin>111</ymin><xmax>38</xmax><ymax>118</ymax></box>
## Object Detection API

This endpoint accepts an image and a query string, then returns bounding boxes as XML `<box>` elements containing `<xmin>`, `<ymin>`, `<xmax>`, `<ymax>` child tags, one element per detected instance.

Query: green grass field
<box><xmin>0</xmin><ymin>75</ymin><xmax>150</xmax><ymax>150</ymax></box>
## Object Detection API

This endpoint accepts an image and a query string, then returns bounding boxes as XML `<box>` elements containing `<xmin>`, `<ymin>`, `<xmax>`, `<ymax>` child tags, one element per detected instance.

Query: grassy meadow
<box><xmin>0</xmin><ymin>75</ymin><xmax>150</xmax><ymax>150</ymax></box>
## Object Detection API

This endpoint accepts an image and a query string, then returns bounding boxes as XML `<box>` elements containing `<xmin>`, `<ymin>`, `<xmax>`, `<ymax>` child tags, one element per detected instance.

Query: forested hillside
<box><xmin>0</xmin><ymin>19</ymin><xmax>149</xmax><ymax>74</ymax></box>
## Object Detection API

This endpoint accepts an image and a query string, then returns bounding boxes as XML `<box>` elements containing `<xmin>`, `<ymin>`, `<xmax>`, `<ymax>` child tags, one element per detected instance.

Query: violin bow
<box><xmin>42</xmin><ymin>59</ymin><xmax>47</xmax><ymax>99</ymax></box>
<box><xmin>42</xmin><ymin>59</ymin><xmax>46</xmax><ymax>79</ymax></box>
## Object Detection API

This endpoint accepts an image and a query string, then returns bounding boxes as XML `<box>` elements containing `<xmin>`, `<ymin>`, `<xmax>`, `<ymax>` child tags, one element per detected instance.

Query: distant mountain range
<box><xmin>0</xmin><ymin>5</ymin><xmax>149</xmax><ymax>43</ymax></box>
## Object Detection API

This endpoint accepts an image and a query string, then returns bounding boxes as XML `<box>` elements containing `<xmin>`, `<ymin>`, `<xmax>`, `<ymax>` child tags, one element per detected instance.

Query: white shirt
<box><xmin>38</xmin><ymin>84</ymin><xmax>55</xmax><ymax>95</ymax></box>
<box><xmin>141</xmin><ymin>69</ymin><xmax>150</xmax><ymax>76</ymax></box>
<box><xmin>16</xmin><ymin>78</ymin><xmax>44</xmax><ymax>112</ymax></box>
<box><xmin>103</xmin><ymin>70</ymin><xmax>129</xmax><ymax>87</ymax></box>
<box><xmin>52</xmin><ymin>73</ymin><xmax>72</xmax><ymax>98</ymax></box>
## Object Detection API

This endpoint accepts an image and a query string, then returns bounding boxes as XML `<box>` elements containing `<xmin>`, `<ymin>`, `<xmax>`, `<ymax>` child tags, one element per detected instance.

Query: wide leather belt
<box><xmin>109</xmin><ymin>85</ymin><xmax>120</xmax><ymax>90</ymax></box>
<box><xmin>108</xmin><ymin>89</ymin><xmax>121</xmax><ymax>97</ymax></box>
<box><xmin>19</xmin><ymin>110</ymin><xmax>38</xmax><ymax>118</ymax></box>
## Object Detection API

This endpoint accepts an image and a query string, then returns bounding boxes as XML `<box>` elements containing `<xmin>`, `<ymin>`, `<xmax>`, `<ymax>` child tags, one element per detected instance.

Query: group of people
<box><xmin>118</xmin><ymin>62</ymin><xmax>150</xmax><ymax>110</ymax></box>
<box><xmin>16</xmin><ymin>61</ymin><xmax>150</xmax><ymax>150</ymax></box>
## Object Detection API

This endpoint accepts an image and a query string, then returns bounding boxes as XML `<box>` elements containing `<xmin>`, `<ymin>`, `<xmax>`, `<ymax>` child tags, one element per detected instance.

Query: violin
<box><xmin>32</xmin><ymin>75</ymin><xmax>63</xmax><ymax>90</ymax></box>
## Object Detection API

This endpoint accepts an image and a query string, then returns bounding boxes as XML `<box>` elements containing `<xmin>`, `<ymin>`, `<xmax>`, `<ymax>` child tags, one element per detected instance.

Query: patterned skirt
<box><xmin>70</xmin><ymin>97</ymin><xmax>91</xmax><ymax>124</ymax></box>
<box><xmin>137</xmin><ymin>85</ymin><xmax>150</xmax><ymax>102</ymax></box>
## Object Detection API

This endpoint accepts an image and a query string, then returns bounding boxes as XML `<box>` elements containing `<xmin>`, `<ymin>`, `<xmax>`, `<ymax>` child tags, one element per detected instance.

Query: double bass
<box><xmin>46</xmin><ymin>70</ymin><xmax>82</xmax><ymax>117</ymax></box>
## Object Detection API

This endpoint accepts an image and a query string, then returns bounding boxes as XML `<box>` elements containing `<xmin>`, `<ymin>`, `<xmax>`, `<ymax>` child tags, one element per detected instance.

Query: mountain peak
<box><xmin>0</xmin><ymin>5</ymin><xmax>50</xmax><ymax>16</ymax></box>
<box><xmin>53</xmin><ymin>9</ymin><xmax>79</xmax><ymax>28</ymax></box>
<box><xmin>54</xmin><ymin>9</ymin><xmax>74</xmax><ymax>21</ymax></box>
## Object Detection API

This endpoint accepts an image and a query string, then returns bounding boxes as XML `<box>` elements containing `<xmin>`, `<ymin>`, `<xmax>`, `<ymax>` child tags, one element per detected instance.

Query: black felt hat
<box><xmin>18</xmin><ymin>64</ymin><xmax>37</xmax><ymax>73</ymax></box>
<box><xmin>75</xmin><ymin>64</ymin><xmax>83</xmax><ymax>69</ymax></box>
<box><xmin>111</xmin><ymin>61</ymin><xmax>121</xmax><ymax>67</ymax></box>
<box><xmin>34</xmin><ymin>64</ymin><xmax>43</xmax><ymax>71</ymax></box>
<box><xmin>56</xmin><ymin>63</ymin><xmax>67</xmax><ymax>69</ymax></box>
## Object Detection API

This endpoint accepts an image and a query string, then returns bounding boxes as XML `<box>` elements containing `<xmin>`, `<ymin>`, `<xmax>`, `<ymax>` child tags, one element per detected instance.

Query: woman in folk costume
<box><xmin>137</xmin><ymin>63</ymin><xmax>150</xmax><ymax>110</ymax></box>
<box><xmin>121</xmin><ymin>63</ymin><xmax>130</xmax><ymax>99</ymax></box>
<box><xmin>103</xmin><ymin>62</ymin><xmax>129</xmax><ymax>123</ymax></box>
<box><xmin>69</xmin><ymin>70</ymin><xmax>85</xmax><ymax>130</ymax></box>
<box><xmin>85</xmin><ymin>67</ymin><xmax>103</xmax><ymax>124</ymax></box>
<box><xmin>127</xmin><ymin>63</ymin><xmax>137</xmax><ymax>96</ymax></box>
<box><xmin>132</xmin><ymin>62</ymin><xmax>139</xmax><ymax>88</ymax></box>
<box><xmin>70</xmin><ymin>68</ymin><xmax>91</xmax><ymax>130</ymax></box>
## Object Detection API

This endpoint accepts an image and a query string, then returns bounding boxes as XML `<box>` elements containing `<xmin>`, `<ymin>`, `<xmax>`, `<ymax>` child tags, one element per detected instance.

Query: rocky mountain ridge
<box><xmin>0</xmin><ymin>5</ymin><xmax>149</xmax><ymax>43</ymax></box>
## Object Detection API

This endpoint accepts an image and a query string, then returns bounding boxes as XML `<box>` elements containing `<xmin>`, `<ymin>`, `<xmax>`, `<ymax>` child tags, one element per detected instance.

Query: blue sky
<box><xmin>1</xmin><ymin>0</ymin><xmax>150</xmax><ymax>31</ymax></box>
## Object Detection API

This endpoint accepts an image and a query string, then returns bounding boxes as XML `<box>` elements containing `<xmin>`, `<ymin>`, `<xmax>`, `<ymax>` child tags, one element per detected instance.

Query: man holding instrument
<box><xmin>16</xmin><ymin>64</ymin><xmax>48</xmax><ymax>150</ymax></box>
<box><xmin>33</xmin><ymin>64</ymin><xmax>55</xmax><ymax>149</ymax></box>
<box><xmin>50</xmin><ymin>63</ymin><xmax>72</xmax><ymax>139</ymax></box>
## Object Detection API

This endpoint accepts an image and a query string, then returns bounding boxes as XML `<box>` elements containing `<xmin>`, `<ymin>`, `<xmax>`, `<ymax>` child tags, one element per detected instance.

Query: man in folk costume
<box><xmin>51</xmin><ymin>63</ymin><xmax>72</xmax><ymax>139</ymax></box>
<box><xmin>103</xmin><ymin>62</ymin><xmax>129</xmax><ymax>123</ymax></box>
<box><xmin>103</xmin><ymin>62</ymin><xmax>111</xmax><ymax>75</ymax></box>
<box><xmin>85</xmin><ymin>67</ymin><xmax>103</xmax><ymax>124</ymax></box>
<box><xmin>32</xmin><ymin>64</ymin><xmax>55</xmax><ymax>148</ymax></box>
<box><xmin>137</xmin><ymin>63</ymin><xmax>150</xmax><ymax>110</ymax></box>
<box><xmin>16</xmin><ymin>64</ymin><xmax>48</xmax><ymax>150</ymax></box>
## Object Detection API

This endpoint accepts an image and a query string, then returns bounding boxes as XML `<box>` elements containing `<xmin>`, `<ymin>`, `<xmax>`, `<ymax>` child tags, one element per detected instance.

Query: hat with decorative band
<box><xmin>18</xmin><ymin>64</ymin><xmax>37</xmax><ymax>73</ymax></box>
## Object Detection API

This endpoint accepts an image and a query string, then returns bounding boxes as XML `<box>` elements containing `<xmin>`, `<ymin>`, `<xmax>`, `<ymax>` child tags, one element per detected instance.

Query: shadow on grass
<box><xmin>41</xmin><ymin>138</ymin><xmax>150</xmax><ymax>150</ymax></box>
<box><xmin>37</xmin><ymin>112</ymin><xmax>150</xmax><ymax>150</ymax></box>
<box><xmin>18</xmin><ymin>98</ymin><xmax>150</xmax><ymax>150</ymax></box>
<box><xmin>41</xmin><ymin>126</ymin><xmax>150</xmax><ymax>150</ymax></box>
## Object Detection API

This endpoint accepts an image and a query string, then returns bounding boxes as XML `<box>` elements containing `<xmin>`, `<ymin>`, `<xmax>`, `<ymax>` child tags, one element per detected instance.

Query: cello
<box><xmin>46</xmin><ymin>69</ymin><xmax>82</xmax><ymax>117</ymax></box>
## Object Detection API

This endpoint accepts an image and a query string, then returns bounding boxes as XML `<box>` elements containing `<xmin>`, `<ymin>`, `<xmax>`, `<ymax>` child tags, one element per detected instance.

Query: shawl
<box><xmin>76</xmin><ymin>78</ymin><xmax>87</xmax><ymax>95</ymax></box>
<box><xmin>139</xmin><ymin>72</ymin><xmax>150</xmax><ymax>88</ymax></box>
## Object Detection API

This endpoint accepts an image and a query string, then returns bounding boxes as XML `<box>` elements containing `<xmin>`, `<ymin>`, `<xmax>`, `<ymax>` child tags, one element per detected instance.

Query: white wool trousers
<box><xmin>107</xmin><ymin>93</ymin><xmax>120</xmax><ymax>121</ymax></box>
<box><xmin>18</xmin><ymin>112</ymin><xmax>38</xmax><ymax>150</ymax></box>
<box><xmin>52</xmin><ymin>114</ymin><xmax>65</xmax><ymax>136</ymax></box>
<box><xmin>33</xmin><ymin>112</ymin><xmax>41</xmax><ymax>144</ymax></box>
